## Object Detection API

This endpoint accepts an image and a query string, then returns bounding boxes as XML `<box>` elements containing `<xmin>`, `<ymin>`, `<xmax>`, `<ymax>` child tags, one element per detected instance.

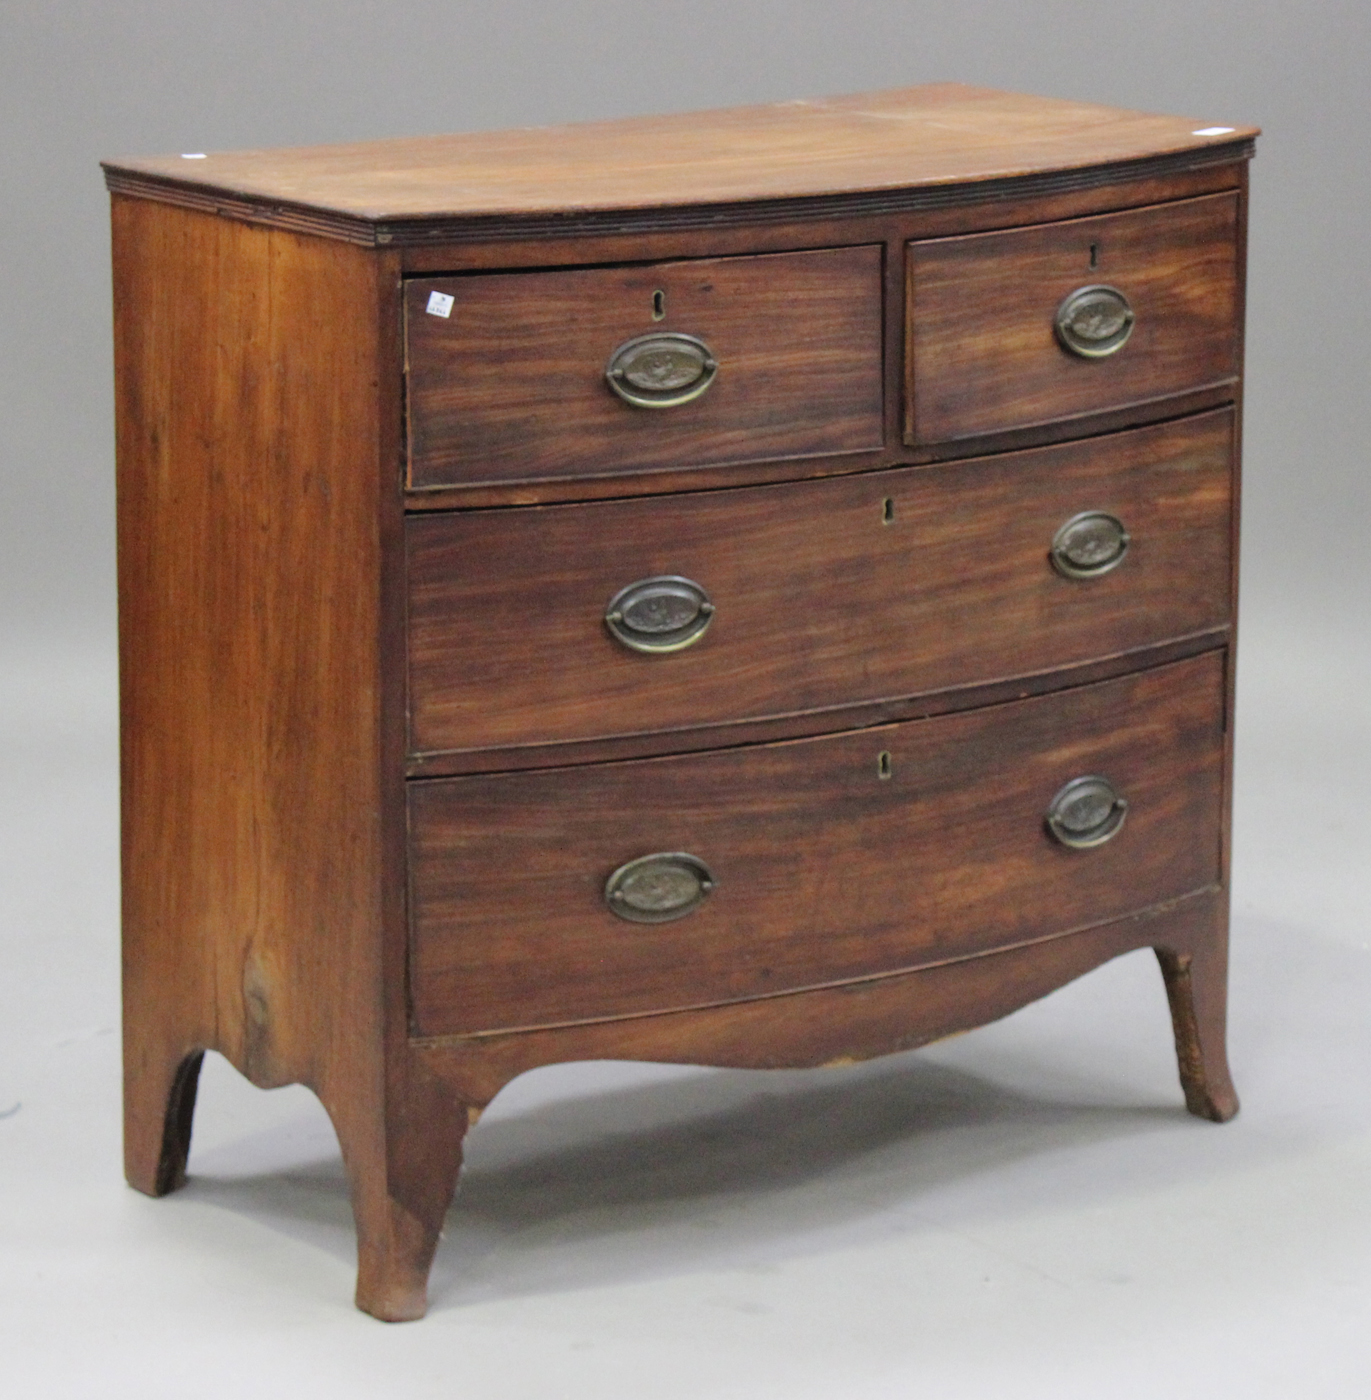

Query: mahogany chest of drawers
<box><xmin>105</xmin><ymin>84</ymin><xmax>1257</xmax><ymax>1320</ymax></box>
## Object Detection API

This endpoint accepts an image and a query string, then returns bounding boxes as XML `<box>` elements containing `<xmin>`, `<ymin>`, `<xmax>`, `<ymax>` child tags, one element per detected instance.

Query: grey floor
<box><xmin>2</xmin><ymin>608</ymin><xmax>1367</xmax><ymax>1398</ymax></box>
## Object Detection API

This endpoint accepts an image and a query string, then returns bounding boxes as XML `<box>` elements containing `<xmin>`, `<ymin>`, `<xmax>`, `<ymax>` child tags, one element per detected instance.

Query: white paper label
<box><xmin>426</xmin><ymin>291</ymin><xmax>455</xmax><ymax>319</ymax></box>
<box><xmin>1192</xmin><ymin>127</ymin><xmax>1235</xmax><ymax>137</ymax></box>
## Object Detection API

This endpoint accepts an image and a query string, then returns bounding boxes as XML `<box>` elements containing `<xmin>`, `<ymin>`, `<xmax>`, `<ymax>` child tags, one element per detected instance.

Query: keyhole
<box><xmin>1089</xmin><ymin>243</ymin><xmax>1099</xmax><ymax>271</ymax></box>
<box><xmin>882</xmin><ymin>497</ymin><xmax>895</xmax><ymax>524</ymax></box>
<box><xmin>652</xmin><ymin>289</ymin><xmax>666</xmax><ymax>321</ymax></box>
<box><xmin>878</xmin><ymin>751</ymin><xmax>893</xmax><ymax>780</ymax></box>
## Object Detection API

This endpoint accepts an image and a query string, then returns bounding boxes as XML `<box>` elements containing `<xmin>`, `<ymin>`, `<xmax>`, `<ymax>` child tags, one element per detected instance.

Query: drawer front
<box><xmin>905</xmin><ymin>193</ymin><xmax>1239</xmax><ymax>446</ymax></box>
<box><xmin>409</xmin><ymin>652</ymin><xmax>1225</xmax><ymax>1037</ymax></box>
<box><xmin>405</xmin><ymin>246</ymin><xmax>884</xmax><ymax>491</ymax></box>
<box><xmin>408</xmin><ymin>410</ymin><xmax>1232</xmax><ymax>757</ymax></box>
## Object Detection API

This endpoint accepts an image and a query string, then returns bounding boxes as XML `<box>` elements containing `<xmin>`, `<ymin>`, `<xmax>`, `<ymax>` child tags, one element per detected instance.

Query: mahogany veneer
<box><xmin>407</xmin><ymin>410</ymin><xmax>1234</xmax><ymax>758</ymax></box>
<box><xmin>905</xmin><ymin>192</ymin><xmax>1240</xmax><ymax>444</ymax></box>
<box><xmin>105</xmin><ymin>83</ymin><xmax>1256</xmax><ymax>1321</ymax></box>
<box><xmin>405</xmin><ymin>245</ymin><xmax>885</xmax><ymax>488</ymax></box>
<box><xmin>410</xmin><ymin>654</ymin><xmax>1226</xmax><ymax>1036</ymax></box>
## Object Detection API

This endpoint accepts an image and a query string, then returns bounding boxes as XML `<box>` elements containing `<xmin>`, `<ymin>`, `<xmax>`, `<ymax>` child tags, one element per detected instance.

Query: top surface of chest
<box><xmin>101</xmin><ymin>82</ymin><xmax>1256</xmax><ymax>242</ymax></box>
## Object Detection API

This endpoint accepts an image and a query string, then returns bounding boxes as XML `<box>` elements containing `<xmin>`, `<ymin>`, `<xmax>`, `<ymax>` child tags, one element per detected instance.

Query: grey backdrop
<box><xmin>2</xmin><ymin>4</ymin><xmax>1369</xmax><ymax>1393</ymax></box>
<box><xmin>2</xmin><ymin>0</ymin><xmax>1368</xmax><ymax>645</ymax></box>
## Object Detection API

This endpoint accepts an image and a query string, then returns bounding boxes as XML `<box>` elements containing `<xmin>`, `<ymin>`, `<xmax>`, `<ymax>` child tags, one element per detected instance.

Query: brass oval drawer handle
<box><xmin>605</xmin><ymin>852</ymin><xmax>715</xmax><ymax>923</ymax></box>
<box><xmin>605</xmin><ymin>332</ymin><xmax>718</xmax><ymax>408</ymax></box>
<box><xmin>605</xmin><ymin>575</ymin><xmax>715</xmax><ymax>654</ymax></box>
<box><xmin>1046</xmin><ymin>775</ymin><xmax>1129</xmax><ymax>850</ymax></box>
<box><xmin>1055</xmin><ymin>284</ymin><xmax>1136</xmax><ymax>358</ymax></box>
<box><xmin>1050</xmin><ymin>510</ymin><xmax>1131</xmax><ymax>579</ymax></box>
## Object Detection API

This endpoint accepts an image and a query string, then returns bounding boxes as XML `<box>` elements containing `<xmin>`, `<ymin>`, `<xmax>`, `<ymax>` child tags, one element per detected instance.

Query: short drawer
<box><xmin>409</xmin><ymin>651</ymin><xmax>1225</xmax><ymax>1037</ymax></box>
<box><xmin>905</xmin><ymin>192</ymin><xmax>1239</xmax><ymax>446</ymax></box>
<box><xmin>405</xmin><ymin>245</ymin><xmax>884</xmax><ymax>491</ymax></box>
<box><xmin>407</xmin><ymin>409</ymin><xmax>1233</xmax><ymax>757</ymax></box>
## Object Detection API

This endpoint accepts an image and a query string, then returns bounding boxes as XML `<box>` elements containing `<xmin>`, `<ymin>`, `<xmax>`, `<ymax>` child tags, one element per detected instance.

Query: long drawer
<box><xmin>905</xmin><ymin>192</ymin><xmax>1240</xmax><ymax>446</ymax></box>
<box><xmin>407</xmin><ymin>409</ymin><xmax>1233</xmax><ymax>758</ymax></box>
<box><xmin>409</xmin><ymin>651</ymin><xmax>1225</xmax><ymax>1037</ymax></box>
<box><xmin>405</xmin><ymin>245</ymin><xmax>885</xmax><ymax>490</ymax></box>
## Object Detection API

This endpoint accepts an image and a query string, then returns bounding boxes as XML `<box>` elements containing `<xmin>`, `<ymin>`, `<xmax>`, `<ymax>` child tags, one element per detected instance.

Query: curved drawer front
<box><xmin>905</xmin><ymin>192</ymin><xmax>1239</xmax><ymax>446</ymax></box>
<box><xmin>409</xmin><ymin>652</ymin><xmax>1225</xmax><ymax>1037</ymax></box>
<box><xmin>407</xmin><ymin>409</ymin><xmax>1232</xmax><ymax>757</ymax></box>
<box><xmin>405</xmin><ymin>245</ymin><xmax>884</xmax><ymax>491</ymax></box>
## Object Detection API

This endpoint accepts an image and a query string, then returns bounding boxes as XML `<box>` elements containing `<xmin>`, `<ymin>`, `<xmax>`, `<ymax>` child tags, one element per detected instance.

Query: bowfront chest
<box><xmin>105</xmin><ymin>84</ymin><xmax>1257</xmax><ymax>1319</ymax></box>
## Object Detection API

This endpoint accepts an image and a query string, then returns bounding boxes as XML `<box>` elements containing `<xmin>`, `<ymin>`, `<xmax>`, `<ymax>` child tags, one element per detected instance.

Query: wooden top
<box><xmin>103</xmin><ymin>83</ymin><xmax>1257</xmax><ymax>246</ymax></box>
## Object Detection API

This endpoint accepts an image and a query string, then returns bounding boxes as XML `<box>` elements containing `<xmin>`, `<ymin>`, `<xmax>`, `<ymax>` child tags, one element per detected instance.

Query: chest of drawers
<box><xmin>105</xmin><ymin>84</ymin><xmax>1256</xmax><ymax>1320</ymax></box>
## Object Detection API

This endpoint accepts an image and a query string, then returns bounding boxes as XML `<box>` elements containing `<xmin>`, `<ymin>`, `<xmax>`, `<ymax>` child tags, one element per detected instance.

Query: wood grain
<box><xmin>405</xmin><ymin>246</ymin><xmax>884</xmax><ymax>490</ymax></box>
<box><xmin>395</xmin><ymin>162</ymin><xmax>1249</xmax><ymax>278</ymax></box>
<box><xmin>405</xmin><ymin>631</ymin><xmax>1229</xmax><ymax>779</ymax></box>
<box><xmin>415</xmin><ymin>888</ymin><xmax>1231</xmax><ymax>1114</ymax></box>
<box><xmin>907</xmin><ymin>192</ymin><xmax>1239</xmax><ymax>445</ymax></box>
<box><xmin>396</xmin><ymin>163</ymin><xmax>1247</xmax><ymax>513</ymax></box>
<box><xmin>407</xmin><ymin>410</ymin><xmax>1233</xmax><ymax>757</ymax></box>
<box><xmin>409</xmin><ymin>652</ymin><xmax>1225</xmax><ymax>1036</ymax></box>
<box><xmin>111</xmin><ymin>197</ymin><xmax>469</xmax><ymax>1323</ymax></box>
<box><xmin>113</xmin><ymin>197</ymin><xmax>386</xmax><ymax>1109</ymax></box>
<box><xmin>101</xmin><ymin>84</ymin><xmax>1255</xmax><ymax>246</ymax></box>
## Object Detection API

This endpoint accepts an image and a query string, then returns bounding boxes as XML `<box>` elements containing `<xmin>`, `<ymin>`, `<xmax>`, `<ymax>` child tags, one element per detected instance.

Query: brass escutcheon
<box><xmin>605</xmin><ymin>332</ymin><xmax>718</xmax><ymax>408</ymax></box>
<box><xmin>1045</xmin><ymin>775</ymin><xmax>1129</xmax><ymax>849</ymax></box>
<box><xmin>1054</xmin><ymin>284</ymin><xmax>1136</xmax><ymax>358</ymax></box>
<box><xmin>605</xmin><ymin>853</ymin><xmax>715</xmax><ymax>923</ymax></box>
<box><xmin>1050</xmin><ymin>511</ymin><xmax>1131</xmax><ymax>579</ymax></box>
<box><xmin>605</xmin><ymin>575</ymin><xmax>715</xmax><ymax>654</ymax></box>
